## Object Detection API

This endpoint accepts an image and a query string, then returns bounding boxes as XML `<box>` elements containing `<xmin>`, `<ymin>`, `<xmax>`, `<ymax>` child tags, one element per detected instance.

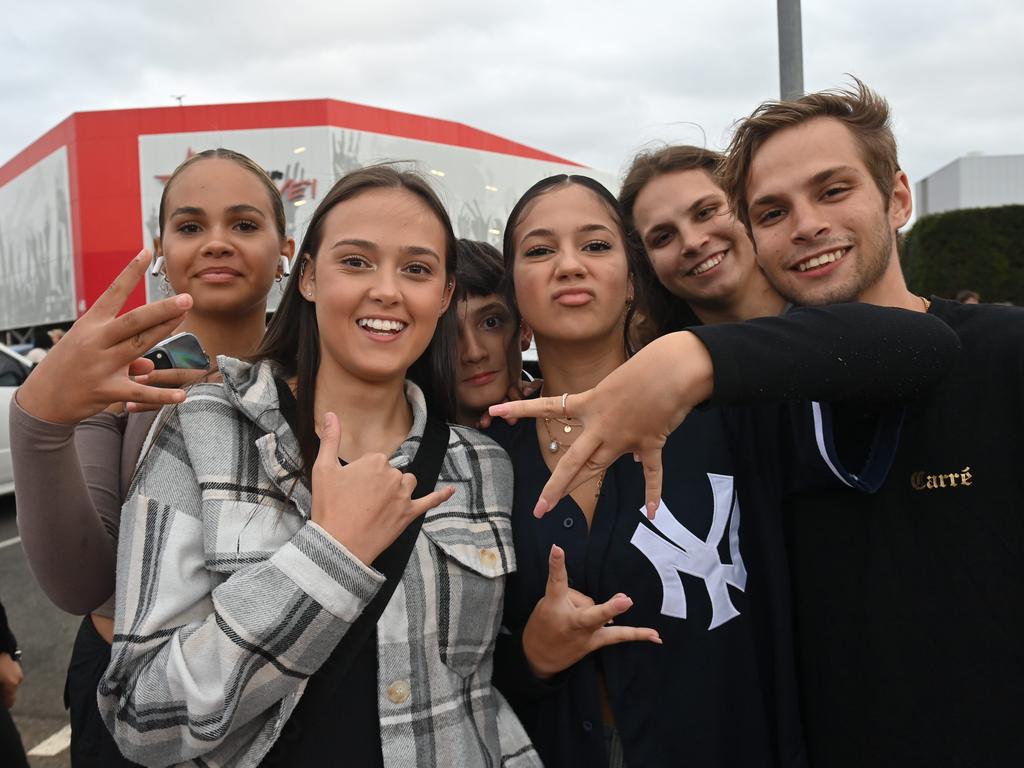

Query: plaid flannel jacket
<box><xmin>99</xmin><ymin>358</ymin><xmax>540</xmax><ymax>767</ymax></box>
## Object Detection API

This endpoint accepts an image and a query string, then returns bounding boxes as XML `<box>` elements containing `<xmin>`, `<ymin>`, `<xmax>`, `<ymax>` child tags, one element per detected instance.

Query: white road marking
<box><xmin>28</xmin><ymin>723</ymin><xmax>73</xmax><ymax>756</ymax></box>
<box><xmin>0</xmin><ymin>535</ymin><xmax>21</xmax><ymax>551</ymax></box>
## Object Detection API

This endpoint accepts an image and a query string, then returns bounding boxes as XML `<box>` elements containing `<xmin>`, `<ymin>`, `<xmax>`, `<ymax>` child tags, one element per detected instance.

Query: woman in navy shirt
<box><xmin>489</xmin><ymin>174</ymin><xmax>959</xmax><ymax>767</ymax></box>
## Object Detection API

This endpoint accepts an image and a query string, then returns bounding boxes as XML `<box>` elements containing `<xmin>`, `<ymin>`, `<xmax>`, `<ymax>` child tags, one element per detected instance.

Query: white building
<box><xmin>915</xmin><ymin>154</ymin><xmax>1024</xmax><ymax>217</ymax></box>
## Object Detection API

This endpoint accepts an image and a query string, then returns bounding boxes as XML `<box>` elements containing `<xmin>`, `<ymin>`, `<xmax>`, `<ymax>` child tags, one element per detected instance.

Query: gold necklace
<box><xmin>542</xmin><ymin>417</ymin><xmax>571</xmax><ymax>453</ymax></box>
<box><xmin>539</xmin><ymin>387</ymin><xmax>582</xmax><ymax>434</ymax></box>
<box><xmin>540</xmin><ymin>418</ymin><xmax>606</xmax><ymax>497</ymax></box>
<box><xmin>919</xmin><ymin>295</ymin><xmax>932</xmax><ymax>311</ymax></box>
<box><xmin>548</xmin><ymin>415</ymin><xmax>582</xmax><ymax>434</ymax></box>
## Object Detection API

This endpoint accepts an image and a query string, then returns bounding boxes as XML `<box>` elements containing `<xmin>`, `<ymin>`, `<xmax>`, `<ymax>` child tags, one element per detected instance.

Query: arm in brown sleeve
<box><xmin>10</xmin><ymin>395</ymin><xmax>125</xmax><ymax>614</ymax></box>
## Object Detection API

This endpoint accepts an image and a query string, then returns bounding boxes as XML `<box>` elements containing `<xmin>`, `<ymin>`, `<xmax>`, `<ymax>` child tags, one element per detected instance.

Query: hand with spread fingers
<box><xmin>16</xmin><ymin>250</ymin><xmax>193</xmax><ymax>425</ymax></box>
<box><xmin>488</xmin><ymin>331</ymin><xmax>715</xmax><ymax>518</ymax></box>
<box><xmin>311</xmin><ymin>412</ymin><xmax>455</xmax><ymax>566</ymax></box>
<box><xmin>522</xmin><ymin>545</ymin><xmax>661</xmax><ymax>680</ymax></box>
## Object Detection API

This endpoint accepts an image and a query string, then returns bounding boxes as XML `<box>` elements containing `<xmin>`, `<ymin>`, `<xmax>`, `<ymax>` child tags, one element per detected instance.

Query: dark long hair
<box><xmin>501</xmin><ymin>174</ymin><xmax>654</xmax><ymax>356</ymax></box>
<box><xmin>255</xmin><ymin>164</ymin><xmax>458</xmax><ymax>475</ymax></box>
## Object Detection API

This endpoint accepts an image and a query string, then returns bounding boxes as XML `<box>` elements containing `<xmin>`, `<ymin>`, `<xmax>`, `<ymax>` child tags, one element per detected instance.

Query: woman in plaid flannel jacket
<box><xmin>99</xmin><ymin>166</ymin><xmax>540</xmax><ymax>768</ymax></box>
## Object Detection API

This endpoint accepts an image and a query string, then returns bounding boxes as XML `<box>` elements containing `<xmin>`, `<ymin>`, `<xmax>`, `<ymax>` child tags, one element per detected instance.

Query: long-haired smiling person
<box><xmin>98</xmin><ymin>166</ymin><xmax>540</xmax><ymax>768</ymax></box>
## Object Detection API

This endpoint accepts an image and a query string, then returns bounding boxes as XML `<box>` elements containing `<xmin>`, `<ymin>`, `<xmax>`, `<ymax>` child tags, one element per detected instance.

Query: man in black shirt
<box><xmin>489</xmin><ymin>304</ymin><xmax>958</xmax><ymax>768</ymax></box>
<box><xmin>718</xmin><ymin>78</ymin><xmax>1024</xmax><ymax>767</ymax></box>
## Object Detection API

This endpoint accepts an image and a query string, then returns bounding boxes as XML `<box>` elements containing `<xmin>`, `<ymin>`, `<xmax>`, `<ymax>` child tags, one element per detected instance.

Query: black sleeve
<box><xmin>492</xmin><ymin>626</ymin><xmax>566</xmax><ymax>707</ymax></box>
<box><xmin>0</xmin><ymin>599</ymin><xmax>16</xmax><ymax>656</ymax></box>
<box><xmin>688</xmin><ymin>303</ymin><xmax>961</xmax><ymax>407</ymax></box>
<box><xmin>492</xmin><ymin>560</ymin><xmax>568</xmax><ymax>707</ymax></box>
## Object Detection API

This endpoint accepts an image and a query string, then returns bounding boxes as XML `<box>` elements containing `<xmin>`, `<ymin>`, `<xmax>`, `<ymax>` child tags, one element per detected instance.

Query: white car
<box><xmin>0</xmin><ymin>343</ymin><xmax>33</xmax><ymax>495</ymax></box>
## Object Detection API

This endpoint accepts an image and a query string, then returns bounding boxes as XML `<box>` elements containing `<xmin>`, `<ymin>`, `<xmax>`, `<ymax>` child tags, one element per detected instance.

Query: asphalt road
<box><xmin>1</xmin><ymin>493</ymin><xmax>78</xmax><ymax>768</ymax></box>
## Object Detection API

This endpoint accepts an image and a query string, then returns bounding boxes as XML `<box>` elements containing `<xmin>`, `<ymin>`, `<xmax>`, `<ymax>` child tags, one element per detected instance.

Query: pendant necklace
<box><xmin>540</xmin><ymin>387</ymin><xmax>582</xmax><ymax>447</ymax></box>
<box><xmin>542</xmin><ymin>417</ymin><xmax>569</xmax><ymax>453</ymax></box>
<box><xmin>550</xmin><ymin>415</ymin><xmax>580</xmax><ymax>434</ymax></box>
<box><xmin>540</xmin><ymin>418</ymin><xmax>606</xmax><ymax>496</ymax></box>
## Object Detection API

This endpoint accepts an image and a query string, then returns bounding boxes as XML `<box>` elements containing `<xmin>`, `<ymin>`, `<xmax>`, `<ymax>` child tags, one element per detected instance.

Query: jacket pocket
<box><xmin>423</xmin><ymin>517</ymin><xmax>515</xmax><ymax>678</ymax></box>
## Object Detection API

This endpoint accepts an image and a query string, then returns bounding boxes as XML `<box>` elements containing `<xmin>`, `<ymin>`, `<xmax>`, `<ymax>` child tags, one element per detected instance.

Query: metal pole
<box><xmin>777</xmin><ymin>0</ymin><xmax>804</xmax><ymax>99</ymax></box>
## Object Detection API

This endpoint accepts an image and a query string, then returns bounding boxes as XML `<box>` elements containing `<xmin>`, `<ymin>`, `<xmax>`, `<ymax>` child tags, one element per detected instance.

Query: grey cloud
<box><xmin>2</xmin><ymin>0</ymin><xmax>1022</xmax><ymax>199</ymax></box>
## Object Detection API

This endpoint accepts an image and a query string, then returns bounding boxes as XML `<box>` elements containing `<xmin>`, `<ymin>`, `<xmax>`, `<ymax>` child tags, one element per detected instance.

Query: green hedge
<box><xmin>901</xmin><ymin>204</ymin><xmax>1024</xmax><ymax>304</ymax></box>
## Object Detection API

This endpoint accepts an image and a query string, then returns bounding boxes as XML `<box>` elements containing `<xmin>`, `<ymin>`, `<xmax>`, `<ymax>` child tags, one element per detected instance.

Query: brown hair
<box><xmin>157</xmin><ymin>148</ymin><xmax>287</xmax><ymax>239</ymax></box>
<box><xmin>617</xmin><ymin>145</ymin><xmax>723</xmax><ymax>338</ymax></box>
<box><xmin>618</xmin><ymin>144</ymin><xmax>724</xmax><ymax>229</ymax></box>
<box><xmin>255</xmin><ymin>164</ymin><xmax>458</xmax><ymax>476</ymax></box>
<box><xmin>719</xmin><ymin>77</ymin><xmax>899</xmax><ymax>232</ymax></box>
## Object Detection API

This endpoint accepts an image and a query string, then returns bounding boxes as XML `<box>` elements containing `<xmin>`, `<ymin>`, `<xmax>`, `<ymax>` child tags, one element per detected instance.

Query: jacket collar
<box><xmin>216</xmin><ymin>356</ymin><xmax>428</xmax><ymax>514</ymax></box>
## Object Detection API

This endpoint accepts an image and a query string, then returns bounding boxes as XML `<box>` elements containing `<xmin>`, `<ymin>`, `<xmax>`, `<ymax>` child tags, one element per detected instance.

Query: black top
<box><xmin>493</xmin><ymin>407</ymin><xmax>823</xmax><ymax>768</ymax></box>
<box><xmin>260</xmin><ymin>380</ymin><xmax>448</xmax><ymax>768</ymax></box>
<box><xmin>258</xmin><ymin>378</ymin><xmax>385</xmax><ymax>768</ymax></box>
<box><xmin>491</xmin><ymin>303</ymin><xmax>961</xmax><ymax>768</ymax></box>
<box><xmin>787</xmin><ymin>297</ymin><xmax>1024</xmax><ymax>768</ymax></box>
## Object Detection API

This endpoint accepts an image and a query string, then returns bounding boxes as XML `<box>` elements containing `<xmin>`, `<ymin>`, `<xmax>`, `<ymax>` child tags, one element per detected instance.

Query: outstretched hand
<box><xmin>521</xmin><ymin>545</ymin><xmax>661</xmax><ymax>680</ymax></box>
<box><xmin>17</xmin><ymin>250</ymin><xmax>192</xmax><ymax>424</ymax></box>
<box><xmin>310</xmin><ymin>412</ymin><xmax>455</xmax><ymax>565</ymax></box>
<box><xmin>488</xmin><ymin>332</ymin><xmax>715</xmax><ymax>518</ymax></box>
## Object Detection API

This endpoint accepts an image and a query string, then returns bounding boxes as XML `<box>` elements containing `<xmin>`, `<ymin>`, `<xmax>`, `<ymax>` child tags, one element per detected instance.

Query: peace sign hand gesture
<box><xmin>521</xmin><ymin>545</ymin><xmax>661</xmax><ymax>680</ymax></box>
<box><xmin>17</xmin><ymin>250</ymin><xmax>192</xmax><ymax>425</ymax></box>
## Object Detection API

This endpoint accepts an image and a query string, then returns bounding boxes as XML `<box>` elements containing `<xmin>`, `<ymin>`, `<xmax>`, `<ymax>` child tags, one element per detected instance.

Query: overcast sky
<box><xmin>3</xmin><ymin>0</ymin><xmax>1023</xmax><ymax>195</ymax></box>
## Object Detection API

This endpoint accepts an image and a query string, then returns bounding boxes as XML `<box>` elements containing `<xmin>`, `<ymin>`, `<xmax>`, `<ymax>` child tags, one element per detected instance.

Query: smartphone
<box><xmin>143</xmin><ymin>332</ymin><xmax>210</xmax><ymax>371</ymax></box>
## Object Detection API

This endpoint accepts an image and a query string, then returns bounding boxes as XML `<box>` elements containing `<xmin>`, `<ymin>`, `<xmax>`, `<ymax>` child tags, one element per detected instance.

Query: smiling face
<box><xmin>454</xmin><ymin>293</ymin><xmax>520</xmax><ymax>424</ymax></box>
<box><xmin>300</xmin><ymin>187</ymin><xmax>451</xmax><ymax>387</ymax></box>
<box><xmin>157</xmin><ymin>158</ymin><xmax>289</xmax><ymax>317</ymax></box>
<box><xmin>745</xmin><ymin>117</ymin><xmax>912</xmax><ymax>306</ymax></box>
<box><xmin>632</xmin><ymin>168</ymin><xmax>760</xmax><ymax>308</ymax></box>
<box><xmin>511</xmin><ymin>183</ymin><xmax>632</xmax><ymax>349</ymax></box>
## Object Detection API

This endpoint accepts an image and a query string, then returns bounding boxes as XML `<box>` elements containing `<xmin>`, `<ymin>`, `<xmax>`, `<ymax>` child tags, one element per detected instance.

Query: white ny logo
<box><xmin>630</xmin><ymin>473</ymin><xmax>747</xmax><ymax>630</ymax></box>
